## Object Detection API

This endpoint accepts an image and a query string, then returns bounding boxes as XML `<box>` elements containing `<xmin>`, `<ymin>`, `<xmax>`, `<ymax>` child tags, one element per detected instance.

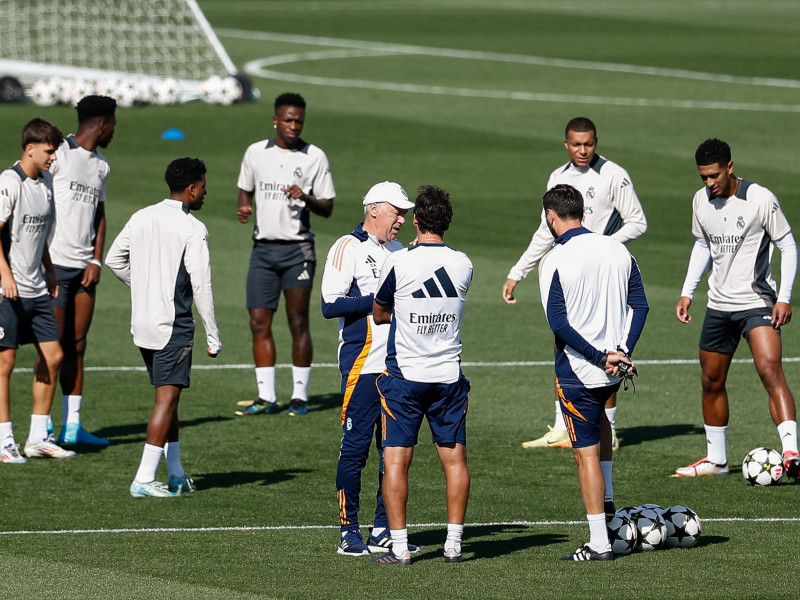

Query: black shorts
<box><xmin>246</xmin><ymin>240</ymin><xmax>315</xmax><ymax>310</ymax></box>
<box><xmin>0</xmin><ymin>294</ymin><xmax>59</xmax><ymax>348</ymax></box>
<box><xmin>52</xmin><ymin>265</ymin><xmax>96</xmax><ymax>310</ymax></box>
<box><xmin>699</xmin><ymin>307</ymin><xmax>775</xmax><ymax>354</ymax></box>
<box><xmin>139</xmin><ymin>345</ymin><xmax>193</xmax><ymax>388</ymax></box>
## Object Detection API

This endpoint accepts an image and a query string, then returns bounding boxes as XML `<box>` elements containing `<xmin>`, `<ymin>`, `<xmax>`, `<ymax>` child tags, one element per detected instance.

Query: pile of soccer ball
<box><xmin>607</xmin><ymin>504</ymin><xmax>702</xmax><ymax>556</ymax></box>
<box><xmin>29</xmin><ymin>75</ymin><xmax>242</xmax><ymax>107</ymax></box>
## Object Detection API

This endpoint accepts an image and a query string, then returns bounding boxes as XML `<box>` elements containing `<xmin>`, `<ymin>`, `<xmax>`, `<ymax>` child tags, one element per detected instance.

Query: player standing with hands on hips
<box><xmin>236</xmin><ymin>93</ymin><xmax>335</xmax><ymax>417</ymax></box>
<box><xmin>537</xmin><ymin>184</ymin><xmax>648</xmax><ymax>561</ymax></box>
<box><xmin>674</xmin><ymin>138</ymin><xmax>799</xmax><ymax>479</ymax></box>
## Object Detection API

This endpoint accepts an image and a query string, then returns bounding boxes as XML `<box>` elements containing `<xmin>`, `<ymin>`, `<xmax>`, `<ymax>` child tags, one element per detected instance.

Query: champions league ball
<box><xmin>607</xmin><ymin>514</ymin><xmax>639</xmax><ymax>556</ymax></box>
<box><xmin>153</xmin><ymin>78</ymin><xmax>180</xmax><ymax>105</ymax></box>
<box><xmin>742</xmin><ymin>447</ymin><xmax>784</xmax><ymax>486</ymax></box>
<box><xmin>113</xmin><ymin>79</ymin><xmax>139</xmax><ymax>108</ymax></box>
<box><xmin>200</xmin><ymin>75</ymin><xmax>223</xmax><ymax>104</ymax></box>
<box><xmin>629</xmin><ymin>507</ymin><xmax>667</xmax><ymax>551</ymax></box>
<box><xmin>30</xmin><ymin>80</ymin><xmax>58</xmax><ymax>107</ymax></box>
<box><xmin>217</xmin><ymin>76</ymin><xmax>242</xmax><ymax>105</ymax></box>
<box><xmin>660</xmin><ymin>505</ymin><xmax>702</xmax><ymax>549</ymax></box>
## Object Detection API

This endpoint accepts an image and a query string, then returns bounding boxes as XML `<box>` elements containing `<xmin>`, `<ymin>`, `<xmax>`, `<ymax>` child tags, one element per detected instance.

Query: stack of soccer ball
<box><xmin>29</xmin><ymin>75</ymin><xmax>243</xmax><ymax>107</ymax></box>
<box><xmin>607</xmin><ymin>504</ymin><xmax>702</xmax><ymax>556</ymax></box>
<box><xmin>742</xmin><ymin>447</ymin><xmax>784</xmax><ymax>486</ymax></box>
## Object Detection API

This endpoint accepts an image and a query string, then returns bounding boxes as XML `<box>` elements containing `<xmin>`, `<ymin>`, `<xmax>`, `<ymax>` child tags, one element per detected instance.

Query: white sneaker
<box><xmin>672</xmin><ymin>457</ymin><xmax>730</xmax><ymax>477</ymax></box>
<box><xmin>24</xmin><ymin>435</ymin><xmax>77</xmax><ymax>459</ymax></box>
<box><xmin>130</xmin><ymin>480</ymin><xmax>177</xmax><ymax>497</ymax></box>
<box><xmin>1</xmin><ymin>442</ymin><xmax>27</xmax><ymax>464</ymax></box>
<box><xmin>521</xmin><ymin>425</ymin><xmax>571</xmax><ymax>449</ymax></box>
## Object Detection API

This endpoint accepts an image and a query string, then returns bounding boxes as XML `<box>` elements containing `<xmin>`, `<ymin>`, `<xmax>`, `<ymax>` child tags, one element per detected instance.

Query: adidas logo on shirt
<box><xmin>411</xmin><ymin>267</ymin><xmax>458</xmax><ymax>298</ymax></box>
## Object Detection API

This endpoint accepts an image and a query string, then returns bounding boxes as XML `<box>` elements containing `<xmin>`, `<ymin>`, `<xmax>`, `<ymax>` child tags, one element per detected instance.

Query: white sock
<box><xmin>445</xmin><ymin>523</ymin><xmax>464</xmax><ymax>553</ymax></box>
<box><xmin>587</xmin><ymin>513</ymin><xmax>610</xmax><ymax>552</ymax></box>
<box><xmin>291</xmin><ymin>365</ymin><xmax>311</xmax><ymax>401</ymax></box>
<box><xmin>601</xmin><ymin>460</ymin><xmax>613</xmax><ymax>502</ymax></box>
<box><xmin>554</xmin><ymin>401</ymin><xmax>567</xmax><ymax>431</ymax></box>
<box><xmin>704</xmin><ymin>424</ymin><xmax>728</xmax><ymax>465</ymax></box>
<box><xmin>0</xmin><ymin>421</ymin><xmax>14</xmax><ymax>447</ymax></box>
<box><xmin>390</xmin><ymin>528</ymin><xmax>409</xmax><ymax>556</ymax></box>
<box><xmin>27</xmin><ymin>414</ymin><xmax>50</xmax><ymax>444</ymax></box>
<box><xmin>777</xmin><ymin>420</ymin><xmax>798</xmax><ymax>455</ymax></box>
<box><xmin>63</xmin><ymin>395</ymin><xmax>82</xmax><ymax>425</ymax></box>
<box><xmin>605</xmin><ymin>406</ymin><xmax>617</xmax><ymax>431</ymax></box>
<box><xmin>371</xmin><ymin>527</ymin><xmax>386</xmax><ymax>538</ymax></box>
<box><xmin>165</xmin><ymin>441</ymin><xmax>185</xmax><ymax>478</ymax></box>
<box><xmin>134</xmin><ymin>443</ymin><xmax>164</xmax><ymax>483</ymax></box>
<box><xmin>255</xmin><ymin>367</ymin><xmax>276</xmax><ymax>403</ymax></box>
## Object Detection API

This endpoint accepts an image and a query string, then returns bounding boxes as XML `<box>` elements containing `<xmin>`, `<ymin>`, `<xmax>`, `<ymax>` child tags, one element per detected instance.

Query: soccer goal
<box><xmin>0</xmin><ymin>0</ymin><xmax>256</xmax><ymax>104</ymax></box>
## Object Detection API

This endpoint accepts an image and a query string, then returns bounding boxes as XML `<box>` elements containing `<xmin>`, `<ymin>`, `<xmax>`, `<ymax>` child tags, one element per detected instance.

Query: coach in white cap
<box><xmin>321</xmin><ymin>181</ymin><xmax>417</xmax><ymax>557</ymax></box>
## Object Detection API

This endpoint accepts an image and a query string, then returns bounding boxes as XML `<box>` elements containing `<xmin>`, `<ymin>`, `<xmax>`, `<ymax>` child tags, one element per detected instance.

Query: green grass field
<box><xmin>1</xmin><ymin>1</ymin><xmax>799</xmax><ymax>598</ymax></box>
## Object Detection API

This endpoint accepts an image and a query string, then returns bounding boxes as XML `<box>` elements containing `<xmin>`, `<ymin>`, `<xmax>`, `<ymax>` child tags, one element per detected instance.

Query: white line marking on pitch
<box><xmin>2</xmin><ymin>517</ymin><xmax>797</xmax><ymax>536</ymax></box>
<box><xmin>220</xmin><ymin>29</ymin><xmax>800</xmax><ymax>112</ymax></box>
<box><xmin>10</xmin><ymin>357</ymin><xmax>800</xmax><ymax>373</ymax></box>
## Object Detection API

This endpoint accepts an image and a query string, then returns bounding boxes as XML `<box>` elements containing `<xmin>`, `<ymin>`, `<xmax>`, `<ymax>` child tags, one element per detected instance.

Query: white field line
<box><xmin>10</xmin><ymin>357</ymin><xmax>800</xmax><ymax>373</ymax></box>
<box><xmin>220</xmin><ymin>29</ymin><xmax>800</xmax><ymax>112</ymax></box>
<box><xmin>2</xmin><ymin>517</ymin><xmax>798</xmax><ymax>537</ymax></box>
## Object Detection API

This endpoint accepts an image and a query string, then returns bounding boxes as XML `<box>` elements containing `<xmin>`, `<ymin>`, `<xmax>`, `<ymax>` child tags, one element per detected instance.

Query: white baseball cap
<box><xmin>362</xmin><ymin>181</ymin><xmax>414</xmax><ymax>210</ymax></box>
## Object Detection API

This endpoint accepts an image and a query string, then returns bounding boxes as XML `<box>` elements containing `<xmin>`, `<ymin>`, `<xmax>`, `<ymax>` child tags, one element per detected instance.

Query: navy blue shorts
<box><xmin>52</xmin><ymin>265</ymin><xmax>96</xmax><ymax>309</ymax></box>
<box><xmin>699</xmin><ymin>307</ymin><xmax>775</xmax><ymax>354</ymax></box>
<box><xmin>377</xmin><ymin>372</ymin><xmax>470</xmax><ymax>447</ymax></box>
<box><xmin>0</xmin><ymin>295</ymin><xmax>59</xmax><ymax>348</ymax></box>
<box><xmin>139</xmin><ymin>345</ymin><xmax>193</xmax><ymax>388</ymax></box>
<box><xmin>559</xmin><ymin>384</ymin><xmax>618</xmax><ymax>449</ymax></box>
<box><xmin>246</xmin><ymin>240</ymin><xmax>315</xmax><ymax>310</ymax></box>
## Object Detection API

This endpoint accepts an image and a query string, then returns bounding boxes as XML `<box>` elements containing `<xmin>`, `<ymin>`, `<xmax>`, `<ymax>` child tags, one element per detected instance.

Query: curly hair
<box><xmin>695</xmin><ymin>138</ymin><xmax>731</xmax><ymax>167</ymax></box>
<box><xmin>414</xmin><ymin>185</ymin><xmax>453</xmax><ymax>235</ymax></box>
<box><xmin>542</xmin><ymin>184</ymin><xmax>584</xmax><ymax>221</ymax></box>
<box><xmin>165</xmin><ymin>157</ymin><xmax>206</xmax><ymax>192</ymax></box>
<box><xmin>274</xmin><ymin>92</ymin><xmax>306</xmax><ymax>112</ymax></box>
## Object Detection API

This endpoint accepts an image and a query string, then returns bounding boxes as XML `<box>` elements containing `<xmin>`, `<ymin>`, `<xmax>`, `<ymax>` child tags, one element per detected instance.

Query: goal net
<box><xmin>0</xmin><ymin>0</ymin><xmax>248</xmax><ymax>103</ymax></box>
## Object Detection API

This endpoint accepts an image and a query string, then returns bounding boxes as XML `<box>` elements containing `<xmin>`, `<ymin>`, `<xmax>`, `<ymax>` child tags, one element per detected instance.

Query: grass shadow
<box><xmin>618</xmin><ymin>423</ymin><xmax>705</xmax><ymax>448</ymax></box>
<box><xmin>195</xmin><ymin>468</ymin><xmax>313</xmax><ymax>490</ymax></box>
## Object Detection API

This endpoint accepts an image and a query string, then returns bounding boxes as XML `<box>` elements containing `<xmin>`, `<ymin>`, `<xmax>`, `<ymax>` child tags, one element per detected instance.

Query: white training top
<box><xmin>686</xmin><ymin>178</ymin><xmax>793</xmax><ymax>312</ymax></box>
<box><xmin>237</xmin><ymin>139</ymin><xmax>335</xmax><ymax>242</ymax></box>
<box><xmin>539</xmin><ymin>227</ymin><xmax>648</xmax><ymax>389</ymax></box>
<box><xmin>320</xmin><ymin>224</ymin><xmax>403</xmax><ymax>377</ymax></box>
<box><xmin>105</xmin><ymin>199</ymin><xmax>221</xmax><ymax>354</ymax></box>
<box><xmin>0</xmin><ymin>163</ymin><xmax>55</xmax><ymax>298</ymax></box>
<box><xmin>375</xmin><ymin>243</ymin><xmax>473</xmax><ymax>384</ymax></box>
<box><xmin>507</xmin><ymin>155</ymin><xmax>647</xmax><ymax>281</ymax></box>
<box><xmin>49</xmin><ymin>135</ymin><xmax>109</xmax><ymax>268</ymax></box>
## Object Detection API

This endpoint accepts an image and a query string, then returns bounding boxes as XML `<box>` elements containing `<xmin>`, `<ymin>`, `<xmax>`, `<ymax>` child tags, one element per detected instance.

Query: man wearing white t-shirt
<box><xmin>49</xmin><ymin>95</ymin><xmax>116</xmax><ymax>446</ymax></box>
<box><xmin>674</xmin><ymin>138</ymin><xmax>799</xmax><ymax>479</ymax></box>
<box><xmin>371</xmin><ymin>185</ymin><xmax>473</xmax><ymax>565</ymax></box>
<box><xmin>0</xmin><ymin>118</ymin><xmax>75</xmax><ymax>465</ymax></box>
<box><xmin>236</xmin><ymin>93</ymin><xmax>335</xmax><ymax>417</ymax></box>
<box><xmin>502</xmin><ymin>117</ymin><xmax>647</xmax><ymax>452</ymax></box>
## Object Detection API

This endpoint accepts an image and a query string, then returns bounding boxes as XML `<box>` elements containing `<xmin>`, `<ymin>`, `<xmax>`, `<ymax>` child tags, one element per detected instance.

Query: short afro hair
<box><xmin>76</xmin><ymin>95</ymin><xmax>117</xmax><ymax>123</ymax></box>
<box><xmin>165</xmin><ymin>157</ymin><xmax>206</xmax><ymax>193</ymax></box>
<box><xmin>695</xmin><ymin>138</ymin><xmax>731</xmax><ymax>167</ymax></box>
<box><xmin>274</xmin><ymin>92</ymin><xmax>306</xmax><ymax>112</ymax></box>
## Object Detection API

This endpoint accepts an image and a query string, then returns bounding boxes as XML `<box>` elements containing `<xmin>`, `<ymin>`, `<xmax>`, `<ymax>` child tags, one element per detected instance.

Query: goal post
<box><xmin>0</xmin><ymin>0</ymin><xmax>255</xmax><ymax>103</ymax></box>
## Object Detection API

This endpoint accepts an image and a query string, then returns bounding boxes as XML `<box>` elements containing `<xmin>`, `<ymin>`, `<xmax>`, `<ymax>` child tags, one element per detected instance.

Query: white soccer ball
<box><xmin>51</xmin><ymin>77</ymin><xmax>73</xmax><ymax>105</ymax></box>
<box><xmin>67</xmin><ymin>79</ymin><xmax>95</xmax><ymax>106</ymax></box>
<box><xmin>607</xmin><ymin>514</ymin><xmax>639</xmax><ymax>556</ymax></box>
<box><xmin>742</xmin><ymin>447</ymin><xmax>784</xmax><ymax>486</ymax></box>
<box><xmin>660</xmin><ymin>505</ymin><xmax>702</xmax><ymax>549</ymax></box>
<box><xmin>630</xmin><ymin>507</ymin><xmax>667</xmax><ymax>551</ymax></box>
<box><xmin>113</xmin><ymin>79</ymin><xmax>139</xmax><ymax>108</ymax></box>
<box><xmin>200</xmin><ymin>75</ymin><xmax>223</xmax><ymax>104</ymax></box>
<box><xmin>30</xmin><ymin>79</ymin><xmax>58</xmax><ymax>107</ymax></box>
<box><xmin>217</xmin><ymin>76</ymin><xmax>242</xmax><ymax>105</ymax></box>
<box><xmin>153</xmin><ymin>78</ymin><xmax>180</xmax><ymax>105</ymax></box>
<box><xmin>94</xmin><ymin>79</ymin><xmax>119</xmax><ymax>97</ymax></box>
<box><xmin>134</xmin><ymin>79</ymin><xmax>154</xmax><ymax>105</ymax></box>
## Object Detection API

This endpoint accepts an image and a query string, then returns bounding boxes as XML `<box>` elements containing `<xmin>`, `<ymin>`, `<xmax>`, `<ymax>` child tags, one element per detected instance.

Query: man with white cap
<box><xmin>321</xmin><ymin>181</ymin><xmax>420</xmax><ymax>556</ymax></box>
